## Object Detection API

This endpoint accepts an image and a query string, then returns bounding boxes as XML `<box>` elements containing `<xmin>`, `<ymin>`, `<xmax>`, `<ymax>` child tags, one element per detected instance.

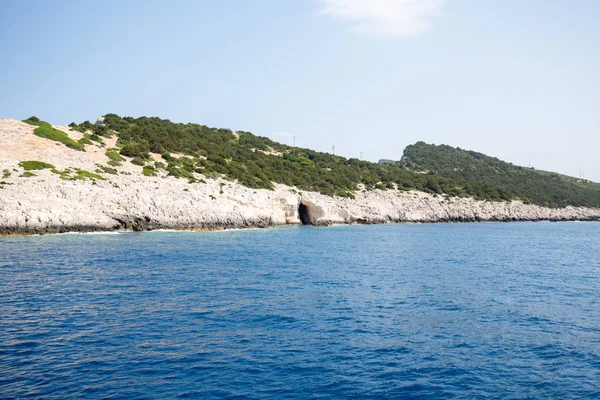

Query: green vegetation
<box><xmin>130</xmin><ymin>157</ymin><xmax>146</xmax><ymax>166</ymax></box>
<box><xmin>2</xmin><ymin>169</ymin><xmax>10</xmax><ymax>178</ymax></box>
<box><xmin>18</xmin><ymin>160</ymin><xmax>55</xmax><ymax>171</ymax></box>
<box><xmin>20</xmin><ymin>171</ymin><xmax>37</xmax><ymax>177</ymax></box>
<box><xmin>142</xmin><ymin>165</ymin><xmax>158</xmax><ymax>176</ymax></box>
<box><xmin>77</xmin><ymin>134</ymin><xmax>93</xmax><ymax>146</ymax></box>
<box><xmin>70</xmin><ymin>120</ymin><xmax>113</xmax><ymax>138</ymax></box>
<box><xmin>50</xmin><ymin>167</ymin><xmax>106</xmax><ymax>181</ymax></box>
<box><xmin>23</xmin><ymin>117</ymin><xmax>84</xmax><ymax>151</ymax></box>
<box><xmin>72</xmin><ymin>169</ymin><xmax>105</xmax><ymax>181</ymax></box>
<box><xmin>105</xmin><ymin>148</ymin><xmax>125</xmax><ymax>166</ymax></box>
<box><xmin>95</xmin><ymin>164</ymin><xmax>118</xmax><ymax>175</ymax></box>
<box><xmin>99</xmin><ymin>114</ymin><xmax>459</xmax><ymax>196</ymax></box>
<box><xmin>401</xmin><ymin>142</ymin><xmax>600</xmax><ymax>208</ymax></box>
<box><xmin>89</xmin><ymin>134</ymin><xmax>104</xmax><ymax>145</ymax></box>
<box><xmin>65</xmin><ymin>114</ymin><xmax>600</xmax><ymax>208</ymax></box>
<box><xmin>120</xmin><ymin>142</ymin><xmax>151</xmax><ymax>160</ymax></box>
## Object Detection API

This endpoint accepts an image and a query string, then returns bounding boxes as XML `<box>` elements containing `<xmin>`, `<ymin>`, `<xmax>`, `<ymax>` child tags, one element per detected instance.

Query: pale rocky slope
<box><xmin>1</xmin><ymin>118</ymin><xmax>599</xmax><ymax>235</ymax></box>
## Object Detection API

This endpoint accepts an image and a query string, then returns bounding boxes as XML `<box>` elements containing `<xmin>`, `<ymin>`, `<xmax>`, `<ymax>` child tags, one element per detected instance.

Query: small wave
<box><xmin>56</xmin><ymin>231</ymin><xmax>122</xmax><ymax>235</ymax></box>
<box><xmin>145</xmin><ymin>227</ymin><xmax>262</xmax><ymax>234</ymax></box>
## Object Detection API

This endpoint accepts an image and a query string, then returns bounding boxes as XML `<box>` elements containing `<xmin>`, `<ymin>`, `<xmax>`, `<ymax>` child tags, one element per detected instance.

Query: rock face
<box><xmin>1</xmin><ymin>118</ymin><xmax>599</xmax><ymax>235</ymax></box>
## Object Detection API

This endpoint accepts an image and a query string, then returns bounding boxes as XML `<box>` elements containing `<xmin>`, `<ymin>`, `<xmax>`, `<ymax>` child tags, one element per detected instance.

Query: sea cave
<box><xmin>298</xmin><ymin>203</ymin><xmax>312</xmax><ymax>225</ymax></box>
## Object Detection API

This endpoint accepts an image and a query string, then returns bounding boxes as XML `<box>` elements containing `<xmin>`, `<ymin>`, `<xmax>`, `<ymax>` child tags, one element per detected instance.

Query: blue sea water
<box><xmin>1</xmin><ymin>222</ymin><xmax>600</xmax><ymax>399</ymax></box>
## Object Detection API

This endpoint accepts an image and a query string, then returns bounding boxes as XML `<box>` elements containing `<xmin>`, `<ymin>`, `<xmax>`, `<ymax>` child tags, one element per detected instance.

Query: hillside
<box><xmin>401</xmin><ymin>142</ymin><xmax>600</xmax><ymax>208</ymax></box>
<box><xmin>1</xmin><ymin>116</ymin><xmax>600</xmax><ymax>235</ymax></box>
<box><xmin>81</xmin><ymin>114</ymin><xmax>458</xmax><ymax>199</ymax></box>
<box><xmin>54</xmin><ymin>114</ymin><xmax>595</xmax><ymax>207</ymax></box>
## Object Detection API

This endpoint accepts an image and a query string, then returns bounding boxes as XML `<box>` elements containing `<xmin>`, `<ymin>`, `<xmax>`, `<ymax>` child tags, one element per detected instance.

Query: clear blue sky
<box><xmin>1</xmin><ymin>0</ymin><xmax>599</xmax><ymax>180</ymax></box>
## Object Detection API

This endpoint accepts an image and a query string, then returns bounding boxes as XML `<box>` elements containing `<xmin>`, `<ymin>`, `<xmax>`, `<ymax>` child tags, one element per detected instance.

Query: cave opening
<box><xmin>298</xmin><ymin>203</ymin><xmax>311</xmax><ymax>225</ymax></box>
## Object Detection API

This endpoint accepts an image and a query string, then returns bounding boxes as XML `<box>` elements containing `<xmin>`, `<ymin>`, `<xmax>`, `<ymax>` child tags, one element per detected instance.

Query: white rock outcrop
<box><xmin>1</xmin><ymin>118</ymin><xmax>599</xmax><ymax>235</ymax></box>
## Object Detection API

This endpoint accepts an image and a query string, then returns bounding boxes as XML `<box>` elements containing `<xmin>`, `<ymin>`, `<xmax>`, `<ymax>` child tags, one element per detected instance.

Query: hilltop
<box><xmin>400</xmin><ymin>142</ymin><xmax>600</xmax><ymax>208</ymax></box>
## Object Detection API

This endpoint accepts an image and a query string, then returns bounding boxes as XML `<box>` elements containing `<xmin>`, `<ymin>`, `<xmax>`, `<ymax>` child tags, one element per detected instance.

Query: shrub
<box><xmin>2</xmin><ymin>169</ymin><xmax>10</xmax><ymax>178</ymax></box>
<box><xmin>20</xmin><ymin>171</ymin><xmax>37</xmax><ymax>177</ymax></box>
<box><xmin>131</xmin><ymin>158</ymin><xmax>146</xmax><ymax>166</ymax></box>
<box><xmin>119</xmin><ymin>143</ymin><xmax>150</xmax><ymax>160</ymax></box>
<box><xmin>167</xmin><ymin>165</ymin><xmax>195</xmax><ymax>180</ymax></box>
<box><xmin>142</xmin><ymin>165</ymin><xmax>158</xmax><ymax>176</ymax></box>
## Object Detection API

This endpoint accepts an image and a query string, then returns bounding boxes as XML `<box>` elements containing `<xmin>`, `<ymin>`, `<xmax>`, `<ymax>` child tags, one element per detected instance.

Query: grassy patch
<box><xmin>73</xmin><ymin>169</ymin><xmax>105</xmax><ymax>181</ymax></box>
<box><xmin>95</xmin><ymin>164</ymin><xmax>118</xmax><ymax>175</ymax></box>
<box><xmin>50</xmin><ymin>167</ymin><xmax>106</xmax><ymax>181</ymax></box>
<box><xmin>23</xmin><ymin>118</ymin><xmax>84</xmax><ymax>151</ymax></box>
<box><xmin>18</xmin><ymin>160</ymin><xmax>55</xmax><ymax>171</ymax></box>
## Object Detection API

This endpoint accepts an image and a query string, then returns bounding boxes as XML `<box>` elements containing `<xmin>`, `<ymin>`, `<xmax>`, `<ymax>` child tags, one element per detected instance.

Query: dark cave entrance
<box><xmin>298</xmin><ymin>203</ymin><xmax>312</xmax><ymax>225</ymax></box>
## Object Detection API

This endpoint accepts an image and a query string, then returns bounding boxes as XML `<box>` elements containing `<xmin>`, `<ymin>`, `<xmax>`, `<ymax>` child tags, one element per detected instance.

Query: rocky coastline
<box><xmin>1</xmin><ymin>117</ymin><xmax>599</xmax><ymax>236</ymax></box>
<box><xmin>1</xmin><ymin>171</ymin><xmax>599</xmax><ymax>236</ymax></box>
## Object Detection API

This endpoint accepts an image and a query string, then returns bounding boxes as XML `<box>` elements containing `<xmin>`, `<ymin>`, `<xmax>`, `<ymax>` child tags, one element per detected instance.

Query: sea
<box><xmin>1</xmin><ymin>222</ymin><xmax>599</xmax><ymax>399</ymax></box>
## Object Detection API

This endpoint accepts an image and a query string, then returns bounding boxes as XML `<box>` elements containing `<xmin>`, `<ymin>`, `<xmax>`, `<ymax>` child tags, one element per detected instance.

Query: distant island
<box><xmin>0</xmin><ymin>114</ymin><xmax>598</xmax><ymax>235</ymax></box>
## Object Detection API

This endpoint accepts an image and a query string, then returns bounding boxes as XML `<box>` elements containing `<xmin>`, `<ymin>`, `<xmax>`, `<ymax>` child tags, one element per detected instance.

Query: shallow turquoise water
<box><xmin>1</xmin><ymin>222</ymin><xmax>600</xmax><ymax>398</ymax></box>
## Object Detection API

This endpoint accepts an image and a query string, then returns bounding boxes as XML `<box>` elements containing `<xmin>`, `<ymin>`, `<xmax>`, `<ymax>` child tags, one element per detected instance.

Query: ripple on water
<box><xmin>1</xmin><ymin>222</ymin><xmax>600</xmax><ymax>398</ymax></box>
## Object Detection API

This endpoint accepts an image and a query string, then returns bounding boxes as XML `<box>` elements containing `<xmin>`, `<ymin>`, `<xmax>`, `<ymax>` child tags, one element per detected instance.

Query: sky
<box><xmin>1</xmin><ymin>0</ymin><xmax>599</xmax><ymax>180</ymax></box>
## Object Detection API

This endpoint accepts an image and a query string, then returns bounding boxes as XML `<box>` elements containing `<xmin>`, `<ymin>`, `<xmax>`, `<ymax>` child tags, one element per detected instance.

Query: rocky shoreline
<box><xmin>1</xmin><ymin>170</ymin><xmax>599</xmax><ymax>237</ymax></box>
<box><xmin>1</xmin><ymin>117</ymin><xmax>599</xmax><ymax>236</ymax></box>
